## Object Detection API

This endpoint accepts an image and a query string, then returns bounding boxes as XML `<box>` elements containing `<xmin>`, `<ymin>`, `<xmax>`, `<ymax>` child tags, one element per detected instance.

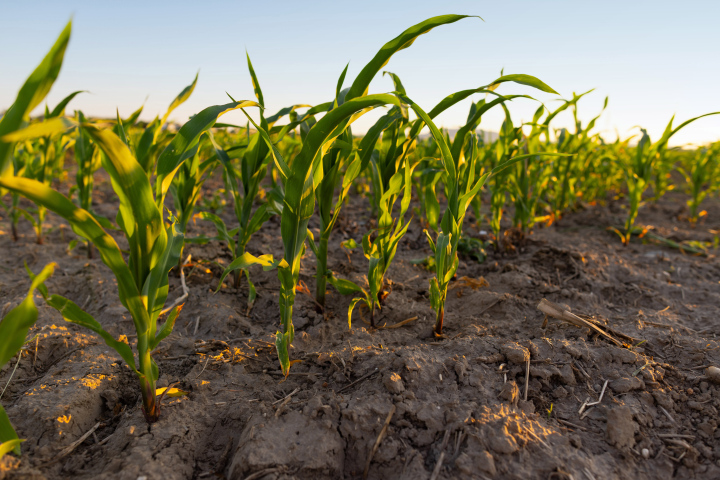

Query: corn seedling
<box><xmin>402</xmin><ymin>74</ymin><xmax>562</xmax><ymax>335</ymax></box>
<box><xmin>334</xmin><ymin>108</ymin><xmax>417</xmax><ymax>328</ymax></box>
<box><xmin>679</xmin><ymin>142</ymin><xmax>720</xmax><ymax>225</ymax></box>
<box><xmin>245</xmin><ymin>15</ymin><xmax>478</xmax><ymax>374</ymax></box>
<box><xmin>207</xmin><ymin>54</ymin><xmax>307</xmax><ymax>297</ymax></box>
<box><xmin>0</xmin><ymin>22</ymin><xmax>261</xmax><ymax>421</ymax></box>
<box><xmin>0</xmin><ymin>263</ymin><xmax>55</xmax><ymax>458</ymax></box>
<box><xmin>616</xmin><ymin>112</ymin><xmax>720</xmax><ymax>245</ymax></box>
<box><xmin>69</xmin><ymin>111</ymin><xmax>104</xmax><ymax>257</ymax></box>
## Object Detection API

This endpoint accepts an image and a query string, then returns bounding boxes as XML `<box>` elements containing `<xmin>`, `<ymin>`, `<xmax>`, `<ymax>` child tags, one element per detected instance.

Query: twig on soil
<box><xmin>40</xmin><ymin>422</ymin><xmax>101</xmax><ymax>467</ymax></box>
<box><xmin>658</xmin><ymin>433</ymin><xmax>694</xmax><ymax>439</ymax></box>
<box><xmin>658</xmin><ymin>406</ymin><xmax>676</xmax><ymax>424</ymax></box>
<box><xmin>557</xmin><ymin>418</ymin><xmax>587</xmax><ymax>431</ymax></box>
<box><xmin>160</xmin><ymin>254</ymin><xmax>191</xmax><ymax>317</ymax></box>
<box><xmin>378</xmin><ymin>316</ymin><xmax>418</xmax><ymax>329</ymax></box>
<box><xmin>193</xmin><ymin>316</ymin><xmax>200</xmax><ymax>336</ymax></box>
<box><xmin>363</xmin><ymin>405</ymin><xmax>396</xmax><ymax>480</ymax></box>
<box><xmin>0</xmin><ymin>353</ymin><xmax>22</xmax><ymax>400</ymax></box>
<box><xmin>578</xmin><ymin>380</ymin><xmax>608</xmax><ymax>417</ymax></box>
<box><xmin>272</xmin><ymin>387</ymin><xmax>300</xmax><ymax>406</ymax></box>
<box><xmin>274</xmin><ymin>395</ymin><xmax>292</xmax><ymax>418</ymax></box>
<box><xmin>524</xmin><ymin>356</ymin><xmax>530</xmax><ymax>402</ymax></box>
<box><xmin>243</xmin><ymin>467</ymin><xmax>288</xmax><ymax>480</ymax></box>
<box><xmin>195</xmin><ymin>356</ymin><xmax>211</xmax><ymax>379</ymax></box>
<box><xmin>477</xmin><ymin>297</ymin><xmax>503</xmax><ymax>316</ymax></box>
<box><xmin>526</xmin><ymin>427</ymin><xmax>550</xmax><ymax>450</ymax></box>
<box><xmin>336</xmin><ymin>368</ymin><xmax>379</xmax><ymax>394</ymax></box>
<box><xmin>537</xmin><ymin>299</ymin><xmax>622</xmax><ymax>346</ymax></box>
<box><xmin>429</xmin><ymin>430</ymin><xmax>451</xmax><ymax>480</ymax></box>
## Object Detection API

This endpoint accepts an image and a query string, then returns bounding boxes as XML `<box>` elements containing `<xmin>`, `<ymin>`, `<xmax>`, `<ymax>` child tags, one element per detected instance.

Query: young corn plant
<box><xmin>208</xmin><ymin>54</ymin><xmax>307</xmax><ymax>297</ymax></box>
<box><xmin>0</xmin><ymin>21</ymin><xmax>260</xmax><ymax>421</ymax></box>
<box><xmin>616</xmin><ymin>112</ymin><xmax>720</xmax><ymax>245</ymax></box>
<box><xmin>0</xmin><ymin>264</ymin><xmax>55</xmax><ymax>459</ymax></box>
<box><xmin>402</xmin><ymin>82</ymin><xmax>562</xmax><ymax>336</ymax></box>
<box><xmin>247</xmin><ymin>14</ymin><xmax>479</xmax><ymax>374</ymax></box>
<box><xmin>509</xmin><ymin>105</ymin><xmax>554</xmax><ymax>234</ymax></box>
<box><xmin>678</xmin><ymin>141</ymin><xmax>720</xmax><ymax>225</ymax></box>
<box><xmin>330</xmin><ymin>108</ymin><xmax>418</xmax><ymax>328</ymax></box>
<box><xmin>2</xmin><ymin>92</ymin><xmax>80</xmax><ymax>244</ymax></box>
<box><xmin>70</xmin><ymin>111</ymin><xmax>103</xmax><ymax>258</ymax></box>
<box><xmin>307</xmin><ymin>65</ymin><xmax>363</xmax><ymax>310</ymax></box>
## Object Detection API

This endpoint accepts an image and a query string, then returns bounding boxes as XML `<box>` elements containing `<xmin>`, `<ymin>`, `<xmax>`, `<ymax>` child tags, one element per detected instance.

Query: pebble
<box><xmin>383</xmin><ymin>372</ymin><xmax>405</xmax><ymax>394</ymax></box>
<box><xmin>501</xmin><ymin>343</ymin><xmax>530</xmax><ymax>364</ymax></box>
<box><xmin>705</xmin><ymin>366</ymin><xmax>720</xmax><ymax>384</ymax></box>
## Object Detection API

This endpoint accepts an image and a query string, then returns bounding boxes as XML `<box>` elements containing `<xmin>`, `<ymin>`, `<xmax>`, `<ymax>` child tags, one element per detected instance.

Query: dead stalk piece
<box><xmin>578</xmin><ymin>380</ymin><xmax>609</xmax><ymax>417</ymax></box>
<box><xmin>379</xmin><ymin>316</ymin><xmax>418</xmax><ymax>329</ymax></box>
<box><xmin>429</xmin><ymin>430</ymin><xmax>451</xmax><ymax>480</ymax></box>
<box><xmin>272</xmin><ymin>387</ymin><xmax>300</xmax><ymax>406</ymax></box>
<box><xmin>41</xmin><ymin>422</ymin><xmax>101</xmax><ymax>466</ymax></box>
<box><xmin>524</xmin><ymin>356</ymin><xmax>530</xmax><ymax>402</ymax></box>
<box><xmin>336</xmin><ymin>368</ymin><xmax>379</xmax><ymax>394</ymax></box>
<box><xmin>363</xmin><ymin>405</ymin><xmax>396</xmax><ymax>479</ymax></box>
<box><xmin>160</xmin><ymin>254</ymin><xmax>191</xmax><ymax>316</ymax></box>
<box><xmin>537</xmin><ymin>298</ymin><xmax>622</xmax><ymax>346</ymax></box>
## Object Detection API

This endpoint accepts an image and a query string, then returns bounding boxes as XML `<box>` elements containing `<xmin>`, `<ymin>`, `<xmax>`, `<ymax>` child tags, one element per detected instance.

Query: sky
<box><xmin>1</xmin><ymin>0</ymin><xmax>719</xmax><ymax>146</ymax></box>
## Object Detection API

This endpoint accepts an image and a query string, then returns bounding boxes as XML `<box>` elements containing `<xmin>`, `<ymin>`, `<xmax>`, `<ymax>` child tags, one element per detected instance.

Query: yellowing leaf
<box><xmin>155</xmin><ymin>387</ymin><xmax>188</xmax><ymax>398</ymax></box>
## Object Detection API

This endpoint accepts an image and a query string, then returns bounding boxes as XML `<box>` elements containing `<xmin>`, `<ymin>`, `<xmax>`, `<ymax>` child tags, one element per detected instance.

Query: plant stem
<box><xmin>315</xmin><ymin>234</ymin><xmax>329</xmax><ymax>309</ymax></box>
<box><xmin>137</xmin><ymin>336</ymin><xmax>158</xmax><ymax>423</ymax></box>
<box><xmin>434</xmin><ymin>306</ymin><xmax>444</xmax><ymax>336</ymax></box>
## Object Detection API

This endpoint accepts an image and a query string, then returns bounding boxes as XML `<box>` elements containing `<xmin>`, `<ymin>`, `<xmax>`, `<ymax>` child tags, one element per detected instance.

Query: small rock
<box><xmin>642</xmin><ymin>448</ymin><xmax>650</xmax><ymax>459</ymax></box>
<box><xmin>476</xmin><ymin>450</ymin><xmax>496</xmax><ymax>475</ymax></box>
<box><xmin>553</xmin><ymin>386</ymin><xmax>568</xmax><ymax>399</ymax></box>
<box><xmin>502</xmin><ymin>343</ymin><xmax>530</xmax><ymax>364</ymax></box>
<box><xmin>610</xmin><ymin>376</ymin><xmax>644</xmax><ymax>393</ymax></box>
<box><xmin>705</xmin><ymin>366</ymin><xmax>720</xmax><ymax>384</ymax></box>
<box><xmin>499</xmin><ymin>381</ymin><xmax>519</xmax><ymax>404</ymax></box>
<box><xmin>489</xmin><ymin>426</ymin><xmax>519</xmax><ymax>454</ymax></box>
<box><xmin>606</xmin><ymin>406</ymin><xmax>636</xmax><ymax>449</ymax></box>
<box><xmin>518</xmin><ymin>400</ymin><xmax>535</xmax><ymax>415</ymax></box>
<box><xmin>559</xmin><ymin>364</ymin><xmax>576</xmax><ymax>385</ymax></box>
<box><xmin>383</xmin><ymin>372</ymin><xmax>405</xmax><ymax>394</ymax></box>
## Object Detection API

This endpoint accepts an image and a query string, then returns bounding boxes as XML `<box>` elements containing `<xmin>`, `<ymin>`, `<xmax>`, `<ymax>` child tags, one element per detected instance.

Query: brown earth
<box><xmin>1</xmin><ymin>173</ymin><xmax>719</xmax><ymax>480</ymax></box>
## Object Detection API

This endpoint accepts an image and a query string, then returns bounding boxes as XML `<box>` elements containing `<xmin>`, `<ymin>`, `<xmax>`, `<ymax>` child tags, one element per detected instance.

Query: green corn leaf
<box><xmin>345</xmin><ymin>15</ymin><xmax>476</xmax><ymax>101</ymax></box>
<box><xmin>48</xmin><ymin>90</ymin><xmax>85</xmax><ymax>118</ymax></box>
<box><xmin>0</xmin><ymin>436</ymin><xmax>23</xmax><ymax>460</ymax></box>
<box><xmin>150</xmin><ymin>304</ymin><xmax>182</xmax><ymax>351</ymax></box>
<box><xmin>328</xmin><ymin>275</ymin><xmax>365</xmax><ymax>295</ymax></box>
<box><xmin>0</xmin><ymin>117</ymin><xmax>76</xmax><ymax>143</ymax></box>
<box><xmin>155</xmin><ymin>101</ymin><xmax>260</xmax><ymax>206</ymax></box>
<box><xmin>0</xmin><ymin>176</ymin><xmax>146</xmax><ymax>333</ymax></box>
<box><xmin>136</xmin><ymin>118</ymin><xmax>161</xmax><ymax>173</ymax></box>
<box><xmin>46</xmin><ymin>295</ymin><xmax>138</xmax><ymax>372</ymax></box>
<box><xmin>0</xmin><ymin>263</ymin><xmax>55</xmax><ymax>367</ymax></box>
<box><xmin>142</xmin><ymin>222</ymin><xmax>184</xmax><ymax>323</ymax></box>
<box><xmin>0</xmin><ymin>20</ymin><xmax>71</xmax><ymax>177</ymax></box>
<box><xmin>400</xmin><ymin>94</ymin><xmax>456</xmax><ymax>181</ymax></box>
<box><xmin>196</xmin><ymin>211</ymin><xmax>236</xmax><ymax>251</ymax></box>
<box><xmin>82</xmin><ymin>125</ymin><xmax>165</xmax><ymax>289</ymax></box>
<box><xmin>216</xmin><ymin>253</ymin><xmax>276</xmax><ymax>292</ymax></box>
<box><xmin>246</xmin><ymin>53</ymin><xmax>265</xmax><ymax>109</ymax></box>
<box><xmin>488</xmin><ymin>74</ymin><xmax>557</xmax><ymax>94</ymax></box>
<box><xmin>124</xmin><ymin>103</ymin><xmax>145</xmax><ymax>126</ymax></box>
<box><xmin>347</xmin><ymin>297</ymin><xmax>368</xmax><ymax>330</ymax></box>
<box><xmin>160</xmin><ymin>72</ymin><xmax>199</xmax><ymax>127</ymax></box>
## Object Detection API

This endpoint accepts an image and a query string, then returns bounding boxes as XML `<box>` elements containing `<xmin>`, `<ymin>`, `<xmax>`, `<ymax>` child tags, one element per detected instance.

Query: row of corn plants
<box><xmin>1</xmin><ymin>15</ymin><xmax>719</xmax><ymax>446</ymax></box>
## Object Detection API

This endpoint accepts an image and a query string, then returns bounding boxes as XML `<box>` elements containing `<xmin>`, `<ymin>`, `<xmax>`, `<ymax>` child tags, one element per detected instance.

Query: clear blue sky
<box><xmin>1</xmin><ymin>0</ymin><xmax>719</xmax><ymax>146</ymax></box>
